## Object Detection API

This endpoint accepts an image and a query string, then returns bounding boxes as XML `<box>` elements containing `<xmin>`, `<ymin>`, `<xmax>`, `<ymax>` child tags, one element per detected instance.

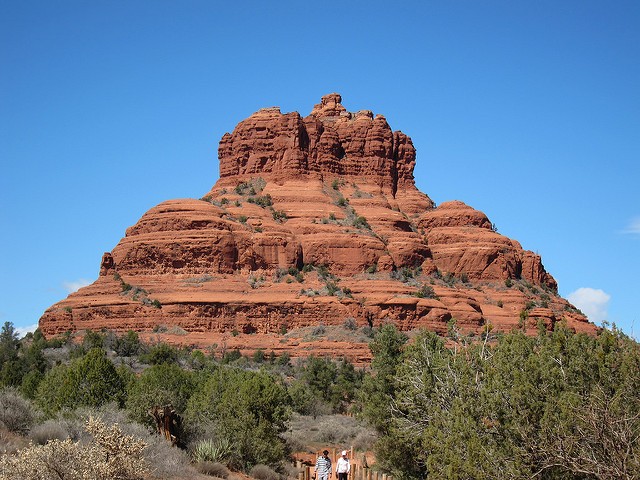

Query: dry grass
<box><xmin>285</xmin><ymin>325</ymin><xmax>374</xmax><ymax>344</ymax></box>
<box><xmin>195</xmin><ymin>461</ymin><xmax>231</xmax><ymax>478</ymax></box>
<box><xmin>28</xmin><ymin>419</ymin><xmax>69</xmax><ymax>445</ymax></box>
<box><xmin>283</xmin><ymin>414</ymin><xmax>377</xmax><ymax>453</ymax></box>
<box><xmin>249</xmin><ymin>464</ymin><xmax>281</xmax><ymax>480</ymax></box>
<box><xmin>0</xmin><ymin>388</ymin><xmax>35</xmax><ymax>434</ymax></box>
<box><xmin>0</xmin><ymin>427</ymin><xmax>29</xmax><ymax>455</ymax></box>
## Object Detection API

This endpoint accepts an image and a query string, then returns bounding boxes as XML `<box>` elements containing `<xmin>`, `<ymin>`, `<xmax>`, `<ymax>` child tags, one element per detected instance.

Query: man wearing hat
<box><xmin>335</xmin><ymin>450</ymin><xmax>350</xmax><ymax>480</ymax></box>
<box><xmin>315</xmin><ymin>450</ymin><xmax>332</xmax><ymax>480</ymax></box>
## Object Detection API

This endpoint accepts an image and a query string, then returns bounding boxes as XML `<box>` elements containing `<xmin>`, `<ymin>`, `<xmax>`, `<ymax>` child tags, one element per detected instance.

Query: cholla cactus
<box><xmin>0</xmin><ymin>417</ymin><xmax>149</xmax><ymax>480</ymax></box>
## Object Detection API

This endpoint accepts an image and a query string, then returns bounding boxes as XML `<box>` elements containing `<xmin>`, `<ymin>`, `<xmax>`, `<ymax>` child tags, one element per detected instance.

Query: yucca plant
<box><xmin>192</xmin><ymin>437</ymin><xmax>232</xmax><ymax>464</ymax></box>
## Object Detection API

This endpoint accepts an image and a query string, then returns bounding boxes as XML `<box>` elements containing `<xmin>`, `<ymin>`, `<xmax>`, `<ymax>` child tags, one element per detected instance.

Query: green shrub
<box><xmin>287</xmin><ymin>266</ymin><xmax>299</xmax><ymax>276</ymax></box>
<box><xmin>140</xmin><ymin>342</ymin><xmax>180</xmax><ymax>365</ymax></box>
<box><xmin>19</xmin><ymin>370</ymin><xmax>44</xmax><ymax>400</ymax></box>
<box><xmin>353</xmin><ymin>216</ymin><xmax>370</xmax><ymax>230</ymax></box>
<box><xmin>83</xmin><ymin>330</ymin><xmax>104</xmax><ymax>350</ymax></box>
<box><xmin>114</xmin><ymin>330</ymin><xmax>142</xmax><ymax>357</ymax></box>
<box><xmin>273</xmin><ymin>268</ymin><xmax>288</xmax><ymax>282</ymax></box>
<box><xmin>186</xmin><ymin>368</ymin><xmax>291</xmax><ymax>471</ymax></box>
<box><xmin>325</xmin><ymin>281</ymin><xmax>339</xmax><ymax>296</ymax></box>
<box><xmin>35</xmin><ymin>348</ymin><xmax>126</xmax><ymax>417</ymax></box>
<box><xmin>253</xmin><ymin>194</ymin><xmax>273</xmax><ymax>208</ymax></box>
<box><xmin>221</xmin><ymin>349</ymin><xmax>242</xmax><ymax>363</ymax></box>
<box><xmin>271</xmin><ymin>209</ymin><xmax>287</xmax><ymax>222</ymax></box>
<box><xmin>414</xmin><ymin>284</ymin><xmax>438</xmax><ymax>299</ymax></box>
<box><xmin>253</xmin><ymin>349</ymin><xmax>265</xmax><ymax>363</ymax></box>
<box><xmin>125</xmin><ymin>363</ymin><xmax>196</xmax><ymax>426</ymax></box>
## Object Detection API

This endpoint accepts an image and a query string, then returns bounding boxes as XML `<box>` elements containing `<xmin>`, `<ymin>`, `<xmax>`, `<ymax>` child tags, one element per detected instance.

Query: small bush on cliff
<box><xmin>247</xmin><ymin>194</ymin><xmax>273</xmax><ymax>208</ymax></box>
<box><xmin>353</xmin><ymin>215</ymin><xmax>371</xmax><ymax>230</ymax></box>
<box><xmin>343</xmin><ymin>317</ymin><xmax>357</xmax><ymax>330</ymax></box>
<box><xmin>271</xmin><ymin>209</ymin><xmax>287</xmax><ymax>222</ymax></box>
<box><xmin>414</xmin><ymin>284</ymin><xmax>438</xmax><ymax>299</ymax></box>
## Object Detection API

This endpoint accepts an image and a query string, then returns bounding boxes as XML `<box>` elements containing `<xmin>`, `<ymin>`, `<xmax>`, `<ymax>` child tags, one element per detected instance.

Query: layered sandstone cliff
<box><xmin>39</xmin><ymin>94</ymin><xmax>595</xmax><ymax>362</ymax></box>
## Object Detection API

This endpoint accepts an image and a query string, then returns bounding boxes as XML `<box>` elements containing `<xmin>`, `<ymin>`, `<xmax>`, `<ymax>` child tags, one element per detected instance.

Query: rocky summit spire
<box><xmin>309</xmin><ymin>93</ymin><xmax>350</xmax><ymax>122</ymax></box>
<box><xmin>217</xmin><ymin>94</ymin><xmax>417</xmax><ymax>197</ymax></box>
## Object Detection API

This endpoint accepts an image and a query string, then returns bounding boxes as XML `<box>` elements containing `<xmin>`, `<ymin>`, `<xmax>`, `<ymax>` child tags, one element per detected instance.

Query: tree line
<box><xmin>0</xmin><ymin>322</ymin><xmax>362</xmax><ymax>472</ymax></box>
<box><xmin>1</xmin><ymin>320</ymin><xmax>639</xmax><ymax>478</ymax></box>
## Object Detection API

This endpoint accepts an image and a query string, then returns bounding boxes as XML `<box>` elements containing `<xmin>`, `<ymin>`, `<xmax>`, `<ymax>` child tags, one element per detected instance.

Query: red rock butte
<box><xmin>39</xmin><ymin>94</ymin><xmax>595</xmax><ymax>363</ymax></box>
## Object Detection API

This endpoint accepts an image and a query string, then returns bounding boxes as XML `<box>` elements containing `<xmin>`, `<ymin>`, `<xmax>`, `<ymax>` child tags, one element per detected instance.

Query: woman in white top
<box><xmin>336</xmin><ymin>450</ymin><xmax>350</xmax><ymax>480</ymax></box>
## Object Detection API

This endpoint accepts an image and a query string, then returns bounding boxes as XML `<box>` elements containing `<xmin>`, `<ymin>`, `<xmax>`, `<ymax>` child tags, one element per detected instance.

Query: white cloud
<box><xmin>62</xmin><ymin>278</ymin><xmax>92</xmax><ymax>293</ymax></box>
<box><xmin>567</xmin><ymin>287</ymin><xmax>611</xmax><ymax>324</ymax></box>
<box><xmin>15</xmin><ymin>323</ymin><xmax>38</xmax><ymax>338</ymax></box>
<box><xmin>622</xmin><ymin>217</ymin><xmax>640</xmax><ymax>235</ymax></box>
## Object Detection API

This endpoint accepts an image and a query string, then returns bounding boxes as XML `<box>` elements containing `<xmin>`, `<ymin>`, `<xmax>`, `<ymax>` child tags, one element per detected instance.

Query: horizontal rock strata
<box><xmin>39</xmin><ymin>94</ymin><xmax>595</xmax><ymax>362</ymax></box>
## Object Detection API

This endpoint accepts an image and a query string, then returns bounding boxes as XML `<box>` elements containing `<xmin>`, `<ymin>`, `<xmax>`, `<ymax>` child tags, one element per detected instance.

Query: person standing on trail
<box><xmin>315</xmin><ymin>450</ymin><xmax>332</xmax><ymax>480</ymax></box>
<box><xmin>336</xmin><ymin>450</ymin><xmax>350</xmax><ymax>480</ymax></box>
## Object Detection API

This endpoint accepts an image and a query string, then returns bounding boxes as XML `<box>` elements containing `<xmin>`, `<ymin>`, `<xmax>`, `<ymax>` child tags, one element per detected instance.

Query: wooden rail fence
<box><xmin>294</xmin><ymin>447</ymin><xmax>392</xmax><ymax>480</ymax></box>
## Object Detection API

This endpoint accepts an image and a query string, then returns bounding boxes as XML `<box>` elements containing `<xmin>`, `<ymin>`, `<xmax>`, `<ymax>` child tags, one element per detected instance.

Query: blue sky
<box><xmin>1</xmin><ymin>1</ymin><xmax>638</xmax><ymax>338</ymax></box>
